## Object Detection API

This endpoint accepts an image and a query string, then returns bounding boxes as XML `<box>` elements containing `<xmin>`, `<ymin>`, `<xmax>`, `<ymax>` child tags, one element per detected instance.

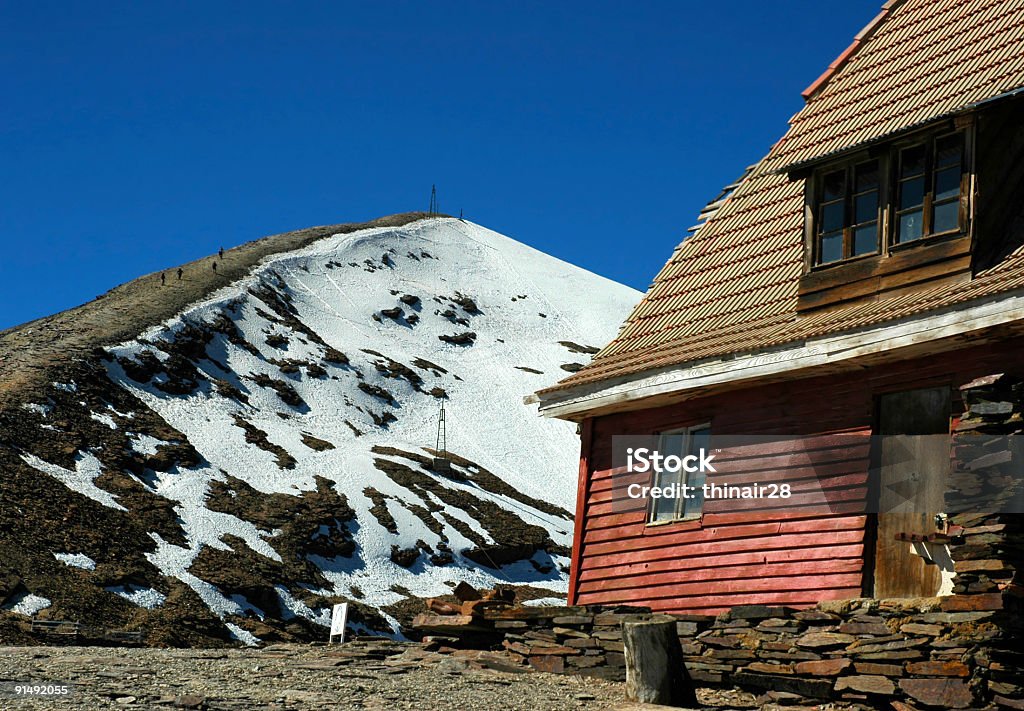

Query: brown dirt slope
<box><xmin>0</xmin><ymin>212</ymin><xmax>436</xmax><ymax>409</ymax></box>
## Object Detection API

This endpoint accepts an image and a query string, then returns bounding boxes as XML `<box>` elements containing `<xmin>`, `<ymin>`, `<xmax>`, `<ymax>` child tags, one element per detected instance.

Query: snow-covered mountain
<box><xmin>0</xmin><ymin>216</ymin><xmax>639</xmax><ymax>645</ymax></box>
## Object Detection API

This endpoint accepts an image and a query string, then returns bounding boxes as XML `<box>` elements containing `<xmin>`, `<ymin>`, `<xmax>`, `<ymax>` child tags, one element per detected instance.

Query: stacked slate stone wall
<box><xmin>488</xmin><ymin>607</ymin><xmax>636</xmax><ymax>678</ymax></box>
<box><xmin>463</xmin><ymin>596</ymin><xmax>1022</xmax><ymax>709</ymax></box>
<box><xmin>943</xmin><ymin>373</ymin><xmax>1024</xmax><ymax>709</ymax></box>
<box><xmin>948</xmin><ymin>373</ymin><xmax>1024</xmax><ymax>602</ymax></box>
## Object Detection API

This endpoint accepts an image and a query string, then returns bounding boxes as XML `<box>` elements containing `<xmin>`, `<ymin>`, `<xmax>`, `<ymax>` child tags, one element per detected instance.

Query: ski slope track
<box><xmin>0</xmin><ymin>217</ymin><xmax>639</xmax><ymax>646</ymax></box>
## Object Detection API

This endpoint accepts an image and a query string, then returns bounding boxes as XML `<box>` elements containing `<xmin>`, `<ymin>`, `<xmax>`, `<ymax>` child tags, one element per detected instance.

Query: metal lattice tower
<box><xmin>432</xmin><ymin>399</ymin><xmax>450</xmax><ymax>473</ymax></box>
<box><xmin>429</xmin><ymin>185</ymin><xmax>438</xmax><ymax>216</ymax></box>
<box><xmin>435</xmin><ymin>399</ymin><xmax>447</xmax><ymax>456</ymax></box>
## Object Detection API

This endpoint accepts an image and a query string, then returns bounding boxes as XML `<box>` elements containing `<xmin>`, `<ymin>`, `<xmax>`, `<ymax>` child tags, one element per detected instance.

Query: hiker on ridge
<box><xmin>177</xmin><ymin>267</ymin><xmax>184</xmax><ymax>281</ymax></box>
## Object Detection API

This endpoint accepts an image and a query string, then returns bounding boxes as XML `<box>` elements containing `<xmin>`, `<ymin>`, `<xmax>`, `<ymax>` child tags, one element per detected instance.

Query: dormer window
<box><xmin>798</xmin><ymin>121</ymin><xmax>974</xmax><ymax>313</ymax></box>
<box><xmin>808</xmin><ymin>127</ymin><xmax>969</xmax><ymax>268</ymax></box>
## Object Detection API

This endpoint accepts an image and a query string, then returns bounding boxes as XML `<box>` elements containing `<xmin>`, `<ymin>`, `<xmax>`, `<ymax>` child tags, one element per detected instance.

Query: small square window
<box><xmin>649</xmin><ymin>425</ymin><xmax>712</xmax><ymax>523</ymax></box>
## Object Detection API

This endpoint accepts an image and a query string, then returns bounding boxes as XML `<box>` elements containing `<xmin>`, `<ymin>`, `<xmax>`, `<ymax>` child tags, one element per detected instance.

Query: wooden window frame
<box><xmin>646</xmin><ymin>423</ymin><xmax>712</xmax><ymax>526</ymax></box>
<box><xmin>804</xmin><ymin>123</ymin><xmax>973</xmax><ymax>273</ymax></box>
<box><xmin>810</xmin><ymin>157</ymin><xmax>886</xmax><ymax>267</ymax></box>
<box><xmin>890</xmin><ymin>130</ymin><xmax>969</xmax><ymax>249</ymax></box>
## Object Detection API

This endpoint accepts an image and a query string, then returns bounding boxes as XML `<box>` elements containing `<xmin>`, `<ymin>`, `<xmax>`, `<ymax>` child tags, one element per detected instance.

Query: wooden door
<box><xmin>872</xmin><ymin>387</ymin><xmax>950</xmax><ymax>598</ymax></box>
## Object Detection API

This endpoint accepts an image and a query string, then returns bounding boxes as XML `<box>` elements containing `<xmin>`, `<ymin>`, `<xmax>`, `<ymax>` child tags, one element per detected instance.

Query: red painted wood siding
<box><xmin>571</xmin><ymin>336</ymin><xmax>1024</xmax><ymax>613</ymax></box>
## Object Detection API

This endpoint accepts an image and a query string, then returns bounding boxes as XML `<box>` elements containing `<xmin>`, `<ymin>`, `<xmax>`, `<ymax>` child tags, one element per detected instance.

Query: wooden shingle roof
<box><xmin>542</xmin><ymin>0</ymin><xmax>1024</xmax><ymax>398</ymax></box>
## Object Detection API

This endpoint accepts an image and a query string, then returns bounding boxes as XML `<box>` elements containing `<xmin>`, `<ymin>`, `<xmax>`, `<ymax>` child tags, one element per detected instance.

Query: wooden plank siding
<box><xmin>797</xmin><ymin>233</ymin><xmax>973</xmax><ymax>314</ymax></box>
<box><xmin>569</xmin><ymin>335</ymin><xmax>1024</xmax><ymax>612</ymax></box>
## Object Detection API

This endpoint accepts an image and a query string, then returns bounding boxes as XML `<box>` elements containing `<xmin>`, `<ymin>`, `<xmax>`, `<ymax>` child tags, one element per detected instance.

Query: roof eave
<box><xmin>534</xmin><ymin>287</ymin><xmax>1024</xmax><ymax>421</ymax></box>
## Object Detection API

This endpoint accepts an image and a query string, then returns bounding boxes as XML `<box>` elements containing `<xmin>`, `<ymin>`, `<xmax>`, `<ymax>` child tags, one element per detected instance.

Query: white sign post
<box><xmin>329</xmin><ymin>602</ymin><xmax>349</xmax><ymax>645</ymax></box>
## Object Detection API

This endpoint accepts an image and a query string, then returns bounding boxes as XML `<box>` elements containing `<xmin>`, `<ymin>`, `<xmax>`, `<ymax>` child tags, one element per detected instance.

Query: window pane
<box><xmin>853</xmin><ymin>223</ymin><xmax>878</xmax><ymax>255</ymax></box>
<box><xmin>651</xmin><ymin>434</ymin><xmax>684</xmax><ymax>521</ymax></box>
<box><xmin>689</xmin><ymin>427</ymin><xmax>711</xmax><ymax>455</ymax></box>
<box><xmin>900</xmin><ymin>177</ymin><xmax>925</xmax><ymax>210</ymax></box>
<box><xmin>683</xmin><ymin>428</ymin><xmax>711</xmax><ymax>518</ymax></box>
<box><xmin>935</xmin><ymin>166</ymin><xmax>960</xmax><ymax>201</ymax></box>
<box><xmin>659</xmin><ymin>434</ymin><xmax>685</xmax><ymax>459</ymax></box>
<box><xmin>933</xmin><ymin>200</ymin><xmax>959</xmax><ymax>233</ymax></box>
<box><xmin>822</xmin><ymin>170</ymin><xmax>846</xmax><ymax>201</ymax></box>
<box><xmin>650</xmin><ymin>464</ymin><xmax>682</xmax><ymax>521</ymax></box>
<box><xmin>820</xmin><ymin>201</ymin><xmax>844</xmax><ymax>234</ymax></box>
<box><xmin>854</xmin><ymin>192</ymin><xmax>878</xmax><ymax>224</ymax></box>
<box><xmin>901</xmin><ymin>145</ymin><xmax>926</xmax><ymax>176</ymax></box>
<box><xmin>936</xmin><ymin>134</ymin><xmax>962</xmax><ymax>168</ymax></box>
<box><xmin>855</xmin><ymin>161</ymin><xmax>879</xmax><ymax>191</ymax></box>
<box><xmin>820</xmin><ymin>231</ymin><xmax>843</xmax><ymax>263</ymax></box>
<box><xmin>898</xmin><ymin>210</ymin><xmax>923</xmax><ymax>242</ymax></box>
<box><xmin>651</xmin><ymin>493</ymin><xmax>676</xmax><ymax>522</ymax></box>
<box><xmin>683</xmin><ymin>486</ymin><xmax>704</xmax><ymax>518</ymax></box>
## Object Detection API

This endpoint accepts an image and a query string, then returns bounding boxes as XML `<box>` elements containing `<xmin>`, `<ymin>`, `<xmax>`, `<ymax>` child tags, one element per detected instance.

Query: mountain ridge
<box><xmin>0</xmin><ymin>212</ymin><xmax>437</xmax><ymax>407</ymax></box>
<box><xmin>0</xmin><ymin>216</ymin><xmax>639</xmax><ymax>646</ymax></box>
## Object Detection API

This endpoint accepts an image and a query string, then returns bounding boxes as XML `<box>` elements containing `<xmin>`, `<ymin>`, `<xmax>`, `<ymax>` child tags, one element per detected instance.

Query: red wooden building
<box><xmin>535</xmin><ymin>0</ymin><xmax>1024</xmax><ymax>615</ymax></box>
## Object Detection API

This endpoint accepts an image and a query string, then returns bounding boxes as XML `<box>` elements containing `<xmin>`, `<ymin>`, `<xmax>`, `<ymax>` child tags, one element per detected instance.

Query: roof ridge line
<box><xmin>800</xmin><ymin>0</ymin><xmax>906</xmax><ymax>102</ymax></box>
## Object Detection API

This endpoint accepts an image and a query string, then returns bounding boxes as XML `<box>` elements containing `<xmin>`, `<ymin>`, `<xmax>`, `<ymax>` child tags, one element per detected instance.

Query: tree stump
<box><xmin>623</xmin><ymin>615</ymin><xmax>698</xmax><ymax>707</ymax></box>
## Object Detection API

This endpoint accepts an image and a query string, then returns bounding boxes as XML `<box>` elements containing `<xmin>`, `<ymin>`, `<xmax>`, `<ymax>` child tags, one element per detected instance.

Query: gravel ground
<box><xmin>0</xmin><ymin>641</ymin><xmax>629</xmax><ymax>710</ymax></box>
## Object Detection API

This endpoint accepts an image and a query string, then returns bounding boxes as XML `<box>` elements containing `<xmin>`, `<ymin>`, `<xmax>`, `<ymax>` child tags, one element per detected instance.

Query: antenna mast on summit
<box><xmin>429</xmin><ymin>185</ymin><xmax>438</xmax><ymax>216</ymax></box>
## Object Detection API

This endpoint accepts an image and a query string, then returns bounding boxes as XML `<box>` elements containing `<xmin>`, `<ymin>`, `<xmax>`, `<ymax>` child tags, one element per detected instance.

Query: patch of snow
<box><xmin>347</xmin><ymin>620</ymin><xmax>387</xmax><ymax>638</ymax></box>
<box><xmin>21</xmin><ymin>402</ymin><xmax>52</xmax><ymax>417</ymax></box>
<box><xmin>129</xmin><ymin>433</ymin><xmax>165</xmax><ymax>456</ymax></box>
<box><xmin>276</xmin><ymin>586</ymin><xmax>331</xmax><ymax>627</ymax></box>
<box><xmin>149</xmin><ymin>467</ymin><xmax>283</xmax><ymax>563</ymax></box>
<box><xmin>522</xmin><ymin>597</ymin><xmax>568</xmax><ymax>607</ymax></box>
<box><xmin>53</xmin><ymin>381</ymin><xmax>78</xmax><ymax>392</ymax></box>
<box><xmin>3</xmin><ymin>592</ymin><xmax>52</xmax><ymax>616</ymax></box>
<box><xmin>90</xmin><ymin>412</ymin><xmax>117</xmax><ymax>429</ymax></box>
<box><xmin>143</xmin><ymin>533</ymin><xmax>251</xmax><ymax>618</ymax></box>
<box><xmin>106</xmin><ymin>585</ymin><xmax>167</xmax><ymax>609</ymax></box>
<box><xmin>21</xmin><ymin>452</ymin><xmax>127</xmax><ymax>511</ymax></box>
<box><xmin>225</xmin><ymin>622</ymin><xmax>261</xmax><ymax>647</ymax></box>
<box><xmin>53</xmin><ymin>553</ymin><xmax>96</xmax><ymax>570</ymax></box>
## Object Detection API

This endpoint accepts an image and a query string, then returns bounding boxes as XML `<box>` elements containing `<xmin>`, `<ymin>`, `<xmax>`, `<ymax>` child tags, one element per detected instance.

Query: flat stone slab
<box><xmin>899</xmin><ymin>678</ymin><xmax>973</xmax><ymax>708</ymax></box>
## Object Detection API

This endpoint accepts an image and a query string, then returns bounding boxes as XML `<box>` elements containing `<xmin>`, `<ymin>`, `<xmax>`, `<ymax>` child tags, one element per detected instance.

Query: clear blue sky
<box><xmin>0</xmin><ymin>1</ymin><xmax>880</xmax><ymax>331</ymax></box>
